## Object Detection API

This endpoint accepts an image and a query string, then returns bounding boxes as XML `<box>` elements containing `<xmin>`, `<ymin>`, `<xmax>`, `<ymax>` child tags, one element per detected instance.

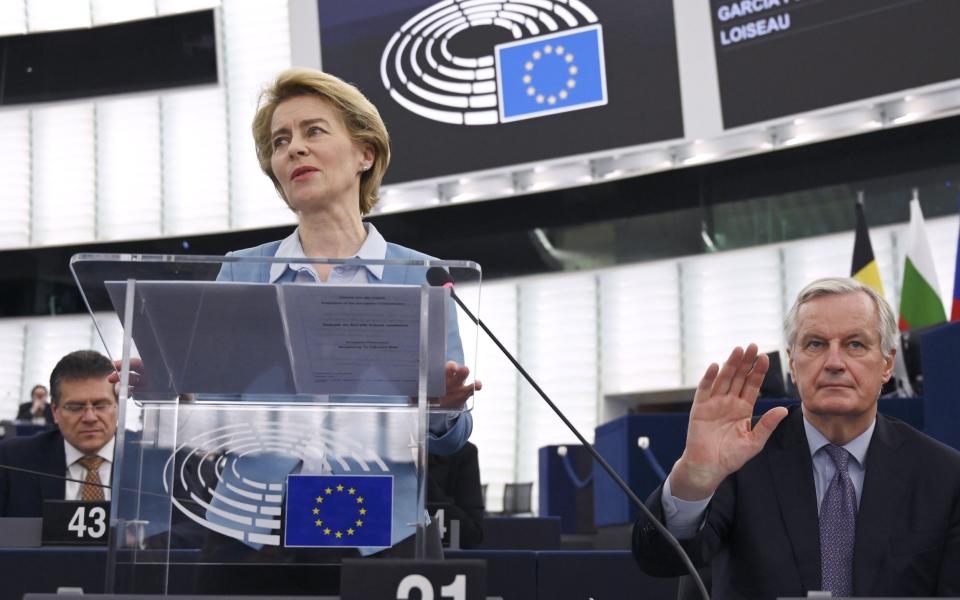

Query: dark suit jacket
<box><xmin>428</xmin><ymin>441</ymin><xmax>485</xmax><ymax>548</ymax></box>
<box><xmin>632</xmin><ymin>408</ymin><xmax>960</xmax><ymax>599</ymax></box>
<box><xmin>16</xmin><ymin>402</ymin><xmax>54</xmax><ymax>425</ymax></box>
<box><xmin>0</xmin><ymin>429</ymin><xmax>66</xmax><ymax>517</ymax></box>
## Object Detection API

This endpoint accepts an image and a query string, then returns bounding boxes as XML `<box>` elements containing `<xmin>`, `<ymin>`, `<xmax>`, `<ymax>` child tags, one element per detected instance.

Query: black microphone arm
<box><xmin>0</xmin><ymin>462</ymin><xmax>112</xmax><ymax>489</ymax></box>
<box><xmin>428</xmin><ymin>267</ymin><xmax>709</xmax><ymax>600</ymax></box>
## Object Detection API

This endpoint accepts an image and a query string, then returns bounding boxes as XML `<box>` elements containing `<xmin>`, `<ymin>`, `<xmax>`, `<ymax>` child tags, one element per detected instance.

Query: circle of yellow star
<box><xmin>314</xmin><ymin>519</ymin><xmax>322</xmax><ymax>526</ymax></box>
<box><xmin>522</xmin><ymin>74</ymin><xmax>531</xmax><ymax>84</ymax></box>
<box><xmin>559</xmin><ymin>90</ymin><xmax>568</xmax><ymax>99</ymax></box>
<box><xmin>359</xmin><ymin>508</ymin><xmax>367</xmax><ymax>516</ymax></box>
<box><xmin>324</xmin><ymin>487</ymin><xmax>333</xmax><ymax>495</ymax></box>
<box><xmin>526</xmin><ymin>86</ymin><xmax>535</xmax><ymax>96</ymax></box>
<box><xmin>565</xmin><ymin>53</ymin><xmax>574</xmax><ymax>63</ymax></box>
<box><xmin>536</xmin><ymin>94</ymin><xmax>544</xmax><ymax>104</ymax></box>
<box><xmin>335</xmin><ymin>531</ymin><xmax>343</xmax><ymax>539</ymax></box>
<box><xmin>356</xmin><ymin>496</ymin><xmax>364</xmax><ymax>504</ymax></box>
<box><xmin>356</xmin><ymin>519</ymin><xmax>364</xmax><ymax>527</ymax></box>
<box><xmin>548</xmin><ymin>95</ymin><xmax>556</xmax><ymax>105</ymax></box>
<box><xmin>567</xmin><ymin>79</ymin><xmax>576</xmax><ymax>88</ymax></box>
<box><xmin>532</xmin><ymin>50</ymin><xmax>541</xmax><ymax>60</ymax></box>
<box><xmin>348</xmin><ymin>487</ymin><xmax>356</xmax><ymax>495</ymax></box>
<box><xmin>524</xmin><ymin>61</ymin><xmax>533</xmax><ymax>71</ymax></box>
<box><xmin>336</xmin><ymin>484</ymin><xmax>344</xmax><ymax>492</ymax></box>
<box><xmin>556</xmin><ymin>45</ymin><xmax>564</xmax><ymax>54</ymax></box>
<box><xmin>323</xmin><ymin>527</ymin><xmax>331</xmax><ymax>535</ymax></box>
<box><xmin>347</xmin><ymin>528</ymin><xmax>355</xmax><ymax>535</ymax></box>
<box><xmin>312</xmin><ymin>507</ymin><xmax>319</xmax><ymax>515</ymax></box>
<box><xmin>544</xmin><ymin>44</ymin><xmax>553</xmax><ymax>54</ymax></box>
<box><xmin>315</xmin><ymin>495</ymin><xmax>323</xmax><ymax>503</ymax></box>
<box><xmin>569</xmin><ymin>65</ymin><xmax>578</xmax><ymax>75</ymax></box>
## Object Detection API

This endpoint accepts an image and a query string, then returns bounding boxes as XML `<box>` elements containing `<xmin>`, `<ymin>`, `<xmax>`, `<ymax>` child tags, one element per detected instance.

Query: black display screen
<box><xmin>0</xmin><ymin>10</ymin><xmax>218</xmax><ymax>105</ymax></box>
<box><xmin>316</xmin><ymin>0</ymin><xmax>684</xmax><ymax>184</ymax></box>
<box><xmin>711</xmin><ymin>0</ymin><xmax>960</xmax><ymax>128</ymax></box>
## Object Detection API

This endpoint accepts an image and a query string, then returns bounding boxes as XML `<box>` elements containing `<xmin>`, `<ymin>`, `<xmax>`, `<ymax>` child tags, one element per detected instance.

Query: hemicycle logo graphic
<box><xmin>381</xmin><ymin>0</ymin><xmax>607</xmax><ymax>125</ymax></box>
<box><xmin>163</xmin><ymin>419</ymin><xmax>397</xmax><ymax>547</ymax></box>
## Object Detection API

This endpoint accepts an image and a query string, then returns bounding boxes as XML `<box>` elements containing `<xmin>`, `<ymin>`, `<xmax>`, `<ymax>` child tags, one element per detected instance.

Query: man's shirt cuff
<box><xmin>661</xmin><ymin>474</ymin><xmax>712</xmax><ymax>539</ymax></box>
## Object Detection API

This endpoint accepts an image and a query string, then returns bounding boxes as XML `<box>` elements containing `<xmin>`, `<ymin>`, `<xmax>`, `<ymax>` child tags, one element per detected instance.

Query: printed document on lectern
<box><xmin>105</xmin><ymin>280</ymin><xmax>448</xmax><ymax>398</ymax></box>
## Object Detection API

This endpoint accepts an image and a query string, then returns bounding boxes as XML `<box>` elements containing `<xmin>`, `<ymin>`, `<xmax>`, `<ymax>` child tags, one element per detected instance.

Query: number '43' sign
<box><xmin>41</xmin><ymin>501</ymin><xmax>110</xmax><ymax>546</ymax></box>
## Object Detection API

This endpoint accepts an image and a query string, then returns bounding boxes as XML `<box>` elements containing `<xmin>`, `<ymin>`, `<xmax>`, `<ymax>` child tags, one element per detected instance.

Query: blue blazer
<box><xmin>632</xmin><ymin>408</ymin><xmax>960</xmax><ymax>598</ymax></box>
<box><xmin>218</xmin><ymin>239</ymin><xmax>473</xmax><ymax>455</ymax></box>
<box><xmin>0</xmin><ymin>429</ymin><xmax>66</xmax><ymax>517</ymax></box>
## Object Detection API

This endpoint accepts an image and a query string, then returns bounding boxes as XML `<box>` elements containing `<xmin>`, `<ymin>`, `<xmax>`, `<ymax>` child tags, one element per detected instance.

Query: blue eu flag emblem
<box><xmin>284</xmin><ymin>474</ymin><xmax>393</xmax><ymax>548</ymax></box>
<box><xmin>496</xmin><ymin>25</ymin><xmax>607</xmax><ymax>123</ymax></box>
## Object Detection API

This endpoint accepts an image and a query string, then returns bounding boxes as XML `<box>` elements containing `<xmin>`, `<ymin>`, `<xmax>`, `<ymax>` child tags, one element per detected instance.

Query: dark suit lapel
<box><xmin>41</xmin><ymin>431</ymin><xmax>67</xmax><ymax>501</ymax></box>
<box><xmin>852</xmin><ymin>414</ymin><xmax>909</xmax><ymax>595</ymax></box>
<box><xmin>768</xmin><ymin>408</ymin><xmax>822</xmax><ymax>592</ymax></box>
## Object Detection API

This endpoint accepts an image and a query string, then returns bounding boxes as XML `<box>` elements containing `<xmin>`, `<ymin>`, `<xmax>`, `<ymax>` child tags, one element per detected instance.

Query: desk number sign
<box><xmin>341</xmin><ymin>558</ymin><xmax>486</xmax><ymax>600</ymax></box>
<box><xmin>42</xmin><ymin>500</ymin><xmax>110</xmax><ymax>546</ymax></box>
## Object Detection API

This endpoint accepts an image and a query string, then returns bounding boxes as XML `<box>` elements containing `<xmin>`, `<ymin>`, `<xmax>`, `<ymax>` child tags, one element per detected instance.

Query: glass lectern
<box><xmin>70</xmin><ymin>253</ymin><xmax>481</xmax><ymax>595</ymax></box>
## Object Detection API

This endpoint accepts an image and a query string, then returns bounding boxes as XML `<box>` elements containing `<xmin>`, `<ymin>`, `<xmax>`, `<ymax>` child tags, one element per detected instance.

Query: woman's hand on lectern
<box><xmin>107</xmin><ymin>357</ymin><xmax>145</xmax><ymax>396</ymax></box>
<box><xmin>435</xmin><ymin>361</ymin><xmax>482</xmax><ymax>410</ymax></box>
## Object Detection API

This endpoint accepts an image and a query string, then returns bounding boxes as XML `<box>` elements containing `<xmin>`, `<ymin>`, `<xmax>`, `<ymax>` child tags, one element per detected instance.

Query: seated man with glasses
<box><xmin>0</xmin><ymin>350</ymin><xmax>117</xmax><ymax>517</ymax></box>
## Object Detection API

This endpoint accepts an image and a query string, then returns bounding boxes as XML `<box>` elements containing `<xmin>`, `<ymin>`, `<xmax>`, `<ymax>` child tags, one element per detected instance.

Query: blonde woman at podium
<box><xmin>217</xmin><ymin>67</ymin><xmax>479</xmax><ymax>455</ymax></box>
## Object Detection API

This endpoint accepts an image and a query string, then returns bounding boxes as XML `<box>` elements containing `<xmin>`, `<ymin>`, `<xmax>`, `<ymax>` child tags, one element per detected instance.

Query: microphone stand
<box><xmin>0</xmin><ymin>463</ymin><xmax>112</xmax><ymax>489</ymax></box>
<box><xmin>435</xmin><ymin>272</ymin><xmax>709</xmax><ymax>600</ymax></box>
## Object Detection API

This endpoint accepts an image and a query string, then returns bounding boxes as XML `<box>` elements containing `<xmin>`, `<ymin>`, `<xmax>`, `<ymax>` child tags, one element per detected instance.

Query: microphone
<box><xmin>427</xmin><ymin>267</ymin><xmax>709</xmax><ymax>600</ymax></box>
<box><xmin>0</xmin><ymin>462</ymin><xmax>112</xmax><ymax>490</ymax></box>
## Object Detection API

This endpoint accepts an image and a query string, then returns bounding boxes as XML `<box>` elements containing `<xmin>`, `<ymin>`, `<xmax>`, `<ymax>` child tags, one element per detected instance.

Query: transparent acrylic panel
<box><xmin>68</xmin><ymin>254</ymin><xmax>481</xmax><ymax>594</ymax></box>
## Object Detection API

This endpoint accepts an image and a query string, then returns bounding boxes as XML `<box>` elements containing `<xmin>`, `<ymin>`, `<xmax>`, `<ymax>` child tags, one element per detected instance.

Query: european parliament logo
<box><xmin>284</xmin><ymin>474</ymin><xmax>393</xmax><ymax>548</ymax></box>
<box><xmin>381</xmin><ymin>0</ymin><xmax>607</xmax><ymax>126</ymax></box>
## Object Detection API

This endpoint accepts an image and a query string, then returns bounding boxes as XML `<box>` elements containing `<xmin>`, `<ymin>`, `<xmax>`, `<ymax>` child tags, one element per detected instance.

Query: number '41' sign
<box><xmin>41</xmin><ymin>501</ymin><xmax>110</xmax><ymax>546</ymax></box>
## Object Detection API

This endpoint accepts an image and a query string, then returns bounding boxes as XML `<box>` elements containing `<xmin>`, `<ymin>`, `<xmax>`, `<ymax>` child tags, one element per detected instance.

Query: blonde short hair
<box><xmin>784</xmin><ymin>277</ymin><xmax>898</xmax><ymax>357</ymax></box>
<box><xmin>251</xmin><ymin>68</ymin><xmax>390</xmax><ymax>214</ymax></box>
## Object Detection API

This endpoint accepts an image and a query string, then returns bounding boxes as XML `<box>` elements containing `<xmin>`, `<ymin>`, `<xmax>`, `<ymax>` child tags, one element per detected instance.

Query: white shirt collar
<box><xmin>64</xmin><ymin>436</ymin><xmax>115</xmax><ymax>467</ymax></box>
<box><xmin>802</xmin><ymin>413</ymin><xmax>874</xmax><ymax>468</ymax></box>
<box><xmin>268</xmin><ymin>222</ymin><xmax>387</xmax><ymax>283</ymax></box>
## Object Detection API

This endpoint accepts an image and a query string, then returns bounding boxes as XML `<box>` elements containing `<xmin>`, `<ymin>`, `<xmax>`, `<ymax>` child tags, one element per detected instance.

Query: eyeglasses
<box><xmin>59</xmin><ymin>401</ymin><xmax>116</xmax><ymax>415</ymax></box>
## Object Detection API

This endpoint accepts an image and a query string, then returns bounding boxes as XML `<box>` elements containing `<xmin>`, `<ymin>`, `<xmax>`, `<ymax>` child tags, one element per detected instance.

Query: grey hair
<box><xmin>784</xmin><ymin>277</ymin><xmax>898</xmax><ymax>357</ymax></box>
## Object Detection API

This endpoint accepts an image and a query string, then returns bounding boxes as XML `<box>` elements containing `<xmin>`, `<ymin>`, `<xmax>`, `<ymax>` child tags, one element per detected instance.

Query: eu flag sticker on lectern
<box><xmin>495</xmin><ymin>24</ymin><xmax>607</xmax><ymax>123</ymax></box>
<box><xmin>284</xmin><ymin>474</ymin><xmax>393</xmax><ymax>548</ymax></box>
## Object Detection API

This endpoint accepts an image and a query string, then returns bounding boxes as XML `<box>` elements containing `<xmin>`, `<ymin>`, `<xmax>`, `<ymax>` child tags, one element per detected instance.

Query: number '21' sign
<box><xmin>341</xmin><ymin>558</ymin><xmax>486</xmax><ymax>600</ymax></box>
<box><xmin>41</xmin><ymin>501</ymin><xmax>110</xmax><ymax>546</ymax></box>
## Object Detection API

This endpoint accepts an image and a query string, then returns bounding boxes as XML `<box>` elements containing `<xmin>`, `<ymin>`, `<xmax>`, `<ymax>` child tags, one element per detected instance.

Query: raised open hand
<box><xmin>670</xmin><ymin>344</ymin><xmax>788</xmax><ymax>501</ymax></box>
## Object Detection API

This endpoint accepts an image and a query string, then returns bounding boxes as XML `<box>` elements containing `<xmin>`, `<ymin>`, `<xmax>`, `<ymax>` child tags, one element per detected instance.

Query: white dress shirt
<box><xmin>267</xmin><ymin>222</ymin><xmax>387</xmax><ymax>284</ymax></box>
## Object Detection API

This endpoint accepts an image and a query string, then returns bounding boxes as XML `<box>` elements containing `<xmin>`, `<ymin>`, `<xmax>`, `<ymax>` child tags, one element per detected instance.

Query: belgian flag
<box><xmin>851</xmin><ymin>199</ymin><xmax>885</xmax><ymax>296</ymax></box>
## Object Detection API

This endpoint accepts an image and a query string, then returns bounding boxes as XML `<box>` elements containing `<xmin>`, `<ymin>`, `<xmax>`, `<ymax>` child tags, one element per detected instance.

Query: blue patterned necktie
<box><xmin>819</xmin><ymin>444</ymin><xmax>857</xmax><ymax>597</ymax></box>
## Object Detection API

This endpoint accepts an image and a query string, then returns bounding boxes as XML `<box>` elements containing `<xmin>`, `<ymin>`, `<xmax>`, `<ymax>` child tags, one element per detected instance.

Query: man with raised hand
<box><xmin>632</xmin><ymin>277</ymin><xmax>960</xmax><ymax>598</ymax></box>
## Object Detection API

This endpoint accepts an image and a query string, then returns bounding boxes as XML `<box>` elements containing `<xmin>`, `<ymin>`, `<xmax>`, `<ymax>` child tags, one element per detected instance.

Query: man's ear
<box><xmin>881</xmin><ymin>347</ymin><xmax>896</xmax><ymax>383</ymax></box>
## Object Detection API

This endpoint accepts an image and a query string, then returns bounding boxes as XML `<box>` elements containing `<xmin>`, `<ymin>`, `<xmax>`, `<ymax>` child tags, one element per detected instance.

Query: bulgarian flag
<box><xmin>850</xmin><ymin>198</ymin><xmax>885</xmax><ymax>296</ymax></box>
<box><xmin>898</xmin><ymin>198</ymin><xmax>947</xmax><ymax>331</ymax></box>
